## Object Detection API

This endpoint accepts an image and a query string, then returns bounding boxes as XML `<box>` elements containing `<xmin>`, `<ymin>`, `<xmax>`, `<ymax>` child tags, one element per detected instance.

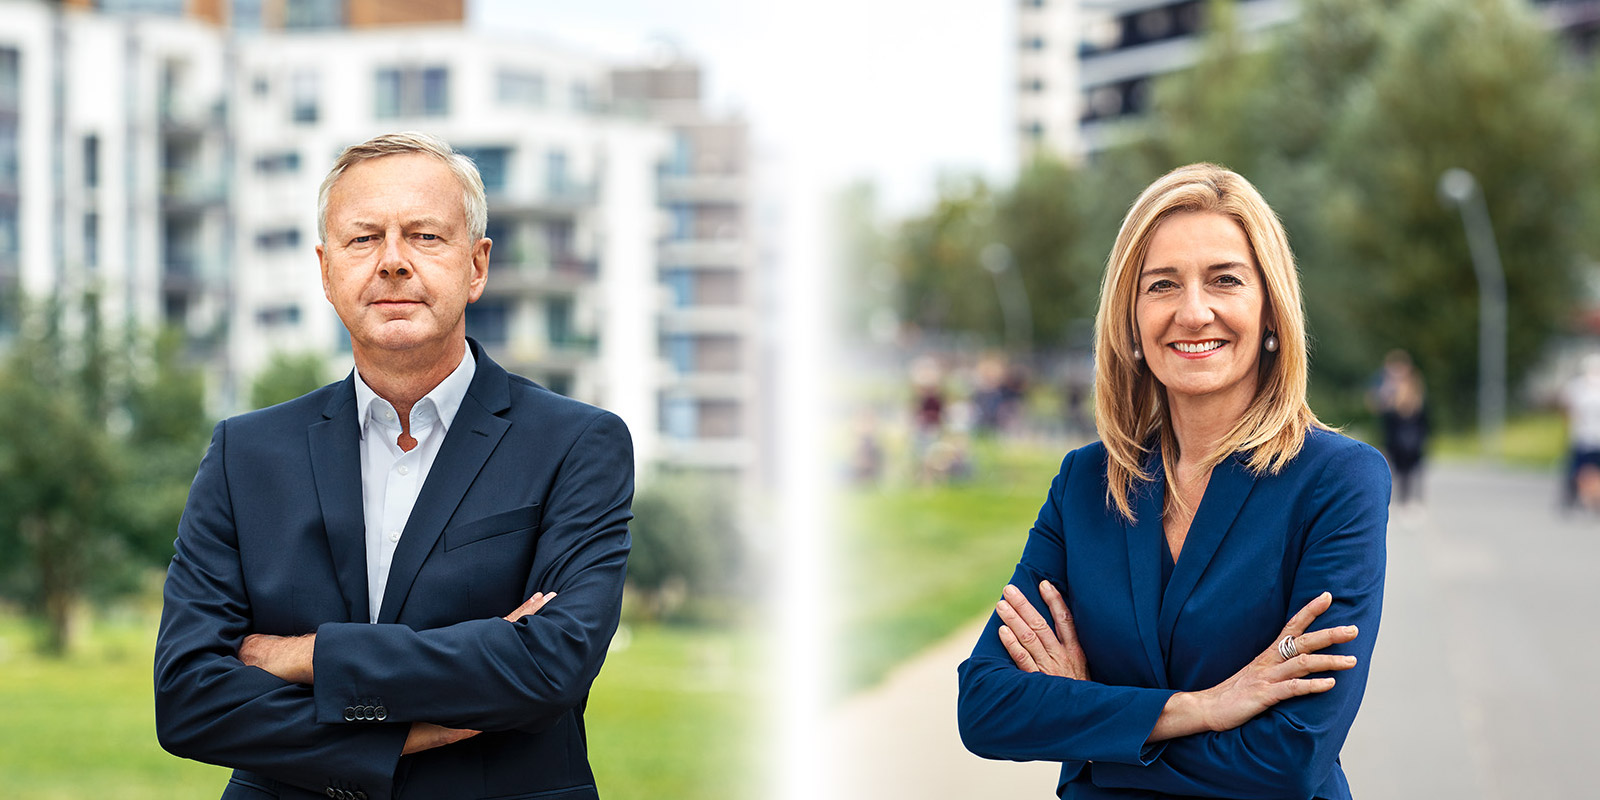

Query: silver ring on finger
<box><xmin>1277</xmin><ymin>634</ymin><xmax>1299</xmax><ymax>662</ymax></box>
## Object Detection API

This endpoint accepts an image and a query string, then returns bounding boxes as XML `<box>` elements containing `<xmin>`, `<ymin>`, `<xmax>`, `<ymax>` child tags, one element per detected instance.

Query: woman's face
<box><xmin>1134</xmin><ymin>211</ymin><xmax>1267</xmax><ymax>410</ymax></box>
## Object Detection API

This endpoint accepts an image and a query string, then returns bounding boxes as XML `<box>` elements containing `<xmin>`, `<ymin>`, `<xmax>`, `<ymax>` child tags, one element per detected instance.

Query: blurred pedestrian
<box><xmin>1560</xmin><ymin>353</ymin><xmax>1600</xmax><ymax>511</ymax></box>
<box><xmin>1372</xmin><ymin>350</ymin><xmax>1429</xmax><ymax>507</ymax></box>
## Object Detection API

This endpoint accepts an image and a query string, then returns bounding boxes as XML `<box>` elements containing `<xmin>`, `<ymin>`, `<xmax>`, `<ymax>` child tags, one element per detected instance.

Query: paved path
<box><xmin>826</xmin><ymin>463</ymin><xmax>1598</xmax><ymax>798</ymax></box>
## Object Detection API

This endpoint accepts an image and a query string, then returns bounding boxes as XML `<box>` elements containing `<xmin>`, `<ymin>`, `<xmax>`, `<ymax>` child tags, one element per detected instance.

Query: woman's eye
<box><xmin>1146</xmin><ymin>279</ymin><xmax>1176</xmax><ymax>293</ymax></box>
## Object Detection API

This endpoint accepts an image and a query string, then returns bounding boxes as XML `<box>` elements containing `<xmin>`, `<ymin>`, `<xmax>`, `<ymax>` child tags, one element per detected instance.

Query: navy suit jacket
<box><xmin>155</xmin><ymin>340</ymin><xmax>633</xmax><ymax>800</ymax></box>
<box><xmin>958</xmin><ymin>429</ymin><xmax>1389</xmax><ymax>799</ymax></box>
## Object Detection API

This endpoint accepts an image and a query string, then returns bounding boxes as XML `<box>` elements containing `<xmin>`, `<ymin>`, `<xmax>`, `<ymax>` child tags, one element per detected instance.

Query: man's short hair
<box><xmin>316</xmin><ymin>131</ymin><xmax>488</xmax><ymax>242</ymax></box>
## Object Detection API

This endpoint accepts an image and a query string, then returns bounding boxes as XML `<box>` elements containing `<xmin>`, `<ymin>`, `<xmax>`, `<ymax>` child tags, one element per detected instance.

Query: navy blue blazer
<box><xmin>155</xmin><ymin>340</ymin><xmax>633</xmax><ymax>800</ymax></box>
<box><xmin>958</xmin><ymin>429</ymin><xmax>1389</xmax><ymax>799</ymax></box>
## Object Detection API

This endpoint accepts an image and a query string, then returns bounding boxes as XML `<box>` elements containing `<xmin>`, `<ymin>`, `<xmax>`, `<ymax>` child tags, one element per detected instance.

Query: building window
<box><xmin>83</xmin><ymin>212</ymin><xmax>99</xmax><ymax>269</ymax></box>
<box><xmin>545</xmin><ymin>150</ymin><xmax>569</xmax><ymax>197</ymax></box>
<box><xmin>457</xmin><ymin>146</ymin><xmax>510</xmax><ymax>194</ymax></box>
<box><xmin>0</xmin><ymin>125</ymin><xmax>17</xmax><ymax>185</ymax></box>
<box><xmin>83</xmin><ymin>135</ymin><xmax>100</xmax><ymax>188</ymax></box>
<box><xmin>375</xmin><ymin>66</ymin><xmax>450</xmax><ymax>119</ymax></box>
<box><xmin>255</xmin><ymin>304</ymin><xmax>301</xmax><ymax>327</ymax></box>
<box><xmin>668</xmin><ymin>204</ymin><xmax>694</xmax><ymax>241</ymax></box>
<box><xmin>256</xmin><ymin>227</ymin><xmax>301</xmax><ymax>251</ymax></box>
<box><xmin>1021</xmin><ymin>35</ymin><xmax>1045</xmax><ymax>50</ymax></box>
<box><xmin>570</xmin><ymin>81</ymin><xmax>590</xmax><ymax>111</ymax></box>
<box><xmin>467</xmin><ymin>301</ymin><xmax>509</xmax><ymax>345</ymax></box>
<box><xmin>255</xmin><ymin>150</ymin><xmax>301</xmax><ymax>174</ymax></box>
<box><xmin>664</xmin><ymin>334</ymin><xmax>694</xmax><ymax>373</ymax></box>
<box><xmin>546</xmin><ymin>297</ymin><xmax>574</xmax><ymax>346</ymax></box>
<box><xmin>699</xmin><ymin>399</ymin><xmax>741</xmax><ymax>437</ymax></box>
<box><xmin>1022</xmin><ymin>119</ymin><xmax>1045</xmax><ymax>139</ymax></box>
<box><xmin>0</xmin><ymin>48</ymin><xmax>19</xmax><ymax>111</ymax></box>
<box><xmin>663</xmin><ymin>269</ymin><xmax>694</xmax><ymax>307</ymax></box>
<box><xmin>1021</xmin><ymin>77</ymin><xmax>1045</xmax><ymax>93</ymax></box>
<box><xmin>545</xmin><ymin>220</ymin><xmax>573</xmax><ymax>260</ymax></box>
<box><xmin>284</xmin><ymin>0</ymin><xmax>343</xmax><ymax>29</ymax></box>
<box><xmin>661</xmin><ymin>394</ymin><xmax>697</xmax><ymax>439</ymax></box>
<box><xmin>496</xmin><ymin>70</ymin><xmax>546</xmax><ymax>108</ymax></box>
<box><xmin>0</xmin><ymin>202</ymin><xmax>18</xmax><ymax>258</ymax></box>
<box><xmin>291</xmin><ymin>70</ymin><xmax>319</xmax><ymax>124</ymax></box>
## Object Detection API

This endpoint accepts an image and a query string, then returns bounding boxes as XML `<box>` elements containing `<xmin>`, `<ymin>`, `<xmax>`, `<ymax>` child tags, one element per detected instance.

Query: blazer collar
<box><xmin>1124</xmin><ymin>459</ymin><xmax>1168</xmax><ymax>687</ymax></box>
<box><xmin>1124</xmin><ymin>447</ymin><xmax>1261</xmax><ymax>679</ymax></box>
<box><xmin>376</xmin><ymin>338</ymin><xmax>512</xmax><ymax>623</ymax></box>
<box><xmin>309</xmin><ymin>374</ymin><xmax>368</xmax><ymax>623</ymax></box>
<box><xmin>308</xmin><ymin>339</ymin><xmax>514</xmax><ymax>624</ymax></box>
<box><xmin>1157</xmin><ymin>451</ymin><xmax>1259</xmax><ymax>655</ymax></box>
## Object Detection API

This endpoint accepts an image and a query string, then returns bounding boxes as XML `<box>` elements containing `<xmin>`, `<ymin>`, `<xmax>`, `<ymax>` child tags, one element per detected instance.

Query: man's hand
<box><xmin>239</xmin><ymin>633</ymin><xmax>316</xmax><ymax>685</ymax></box>
<box><xmin>503</xmin><ymin>591</ymin><xmax>556</xmax><ymax>622</ymax></box>
<box><xmin>403</xmin><ymin>722</ymin><xmax>481</xmax><ymax>755</ymax></box>
<box><xmin>396</xmin><ymin>593</ymin><xmax>555</xmax><ymax>757</ymax></box>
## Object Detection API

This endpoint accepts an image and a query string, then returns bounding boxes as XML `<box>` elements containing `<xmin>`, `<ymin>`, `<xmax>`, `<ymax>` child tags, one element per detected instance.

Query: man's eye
<box><xmin>417</xmin><ymin>233</ymin><xmax>439</xmax><ymax>241</ymax></box>
<box><xmin>351</xmin><ymin>235</ymin><xmax>375</xmax><ymax>244</ymax></box>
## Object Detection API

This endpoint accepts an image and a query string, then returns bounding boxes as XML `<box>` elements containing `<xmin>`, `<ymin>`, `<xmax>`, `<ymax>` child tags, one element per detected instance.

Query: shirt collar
<box><xmin>352</xmin><ymin>345</ymin><xmax>478</xmax><ymax>439</ymax></box>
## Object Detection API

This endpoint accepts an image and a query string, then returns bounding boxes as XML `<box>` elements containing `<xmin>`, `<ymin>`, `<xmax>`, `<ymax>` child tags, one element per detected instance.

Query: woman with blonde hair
<box><xmin>957</xmin><ymin>164</ymin><xmax>1389</xmax><ymax>799</ymax></box>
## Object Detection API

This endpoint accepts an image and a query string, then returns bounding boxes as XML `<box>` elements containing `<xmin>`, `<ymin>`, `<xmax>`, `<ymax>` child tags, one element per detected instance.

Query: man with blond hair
<box><xmin>156</xmin><ymin>132</ymin><xmax>633</xmax><ymax>800</ymax></box>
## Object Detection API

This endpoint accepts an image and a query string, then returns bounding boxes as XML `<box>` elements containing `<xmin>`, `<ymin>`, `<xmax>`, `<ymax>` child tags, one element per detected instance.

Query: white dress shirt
<box><xmin>352</xmin><ymin>347</ymin><xmax>477</xmax><ymax>623</ymax></box>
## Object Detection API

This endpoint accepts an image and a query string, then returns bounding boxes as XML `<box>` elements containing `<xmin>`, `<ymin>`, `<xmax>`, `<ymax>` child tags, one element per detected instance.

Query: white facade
<box><xmin>1</xmin><ymin>2</ymin><xmax>232</xmax><ymax>355</ymax></box>
<box><xmin>1</xmin><ymin>4</ymin><xmax>756</xmax><ymax>475</ymax></box>
<box><xmin>1016</xmin><ymin>0</ymin><xmax>1081</xmax><ymax>160</ymax></box>
<box><xmin>227</xmin><ymin>26</ymin><xmax>669</xmax><ymax>465</ymax></box>
<box><xmin>1013</xmin><ymin>0</ymin><xmax>1299</xmax><ymax>161</ymax></box>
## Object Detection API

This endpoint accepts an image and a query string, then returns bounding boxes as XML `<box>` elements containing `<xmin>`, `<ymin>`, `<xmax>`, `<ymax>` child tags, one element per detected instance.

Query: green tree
<box><xmin>250</xmin><ymin>350</ymin><xmax>330</xmax><ymax>409</ymax></box>
<box><xmin>0</xmin><ymin>296</ymin><xmax>128</xmax><ymax>654</ymax></box>
<box><xmin>0</xmin><ymin>295</ymin><xmax>211</xmax><ymax>654</ymax></box>
<box><xmin>1128</xmin><ymin>0</ymin><xmax>1591</xmax><ymax>425</ymax></box>
<box><xmin>625</xmin><ymin>472</ymin><xmax>742</xmax><ymax>622</ymax></box>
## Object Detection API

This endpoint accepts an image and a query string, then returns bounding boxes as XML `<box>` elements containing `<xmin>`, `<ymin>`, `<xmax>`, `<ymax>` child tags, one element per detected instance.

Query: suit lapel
<box><xmin>377</xmin><ymin>344</ymin><xmax>512</xmax><ymax>623</ymax></box>
<box><xmin>1124</xmin><ymin>454</ymin><xmax>1169</xmax><ymax>687</ymax></box>
<box><xmin>308</xmin><ymin>377</ymin><xmax>370</xmax><ymax>624</ymax></box>
<box><xmin>1157</xmin><ymin>453</ymin><xmax>1259</xmax><ymax>653</ymax></box>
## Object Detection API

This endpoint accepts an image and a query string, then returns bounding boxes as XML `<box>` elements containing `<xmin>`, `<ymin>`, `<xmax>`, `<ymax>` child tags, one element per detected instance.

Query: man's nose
<box><xmin>377</xmin><ymin>237</ymin><xmax>410</xmax><ymax>278</ymax></box>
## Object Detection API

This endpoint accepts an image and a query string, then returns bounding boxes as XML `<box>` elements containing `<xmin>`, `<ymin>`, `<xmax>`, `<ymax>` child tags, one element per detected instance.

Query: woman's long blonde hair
<box><xmin>1093</xmin><ymin>163</ymin><xmax>1326</xmax><ymax>521</ymax></box>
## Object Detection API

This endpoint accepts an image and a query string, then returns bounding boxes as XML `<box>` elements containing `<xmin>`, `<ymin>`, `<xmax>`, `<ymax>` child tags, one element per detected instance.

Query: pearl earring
<box><xmin>1133</xmin><ymin>345</ymin><xmax>1143</xmax><ymax>361</ymax></box>
<box><xmin>1264</xmin><ymin>332</ymin><xmax>1279</xmax><ymax>353</ymax></box>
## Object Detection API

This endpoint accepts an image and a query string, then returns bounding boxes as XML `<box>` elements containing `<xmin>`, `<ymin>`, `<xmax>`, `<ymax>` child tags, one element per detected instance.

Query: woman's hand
<box><xmin>994</xmin><ymin>581</ymin><xmax>1090</xmax><ymax>680</ymax></box>
<box><xmin>1154</xmin><ymin>591</ymin><xmax>1360</xmax><ymax>740</ymax></box>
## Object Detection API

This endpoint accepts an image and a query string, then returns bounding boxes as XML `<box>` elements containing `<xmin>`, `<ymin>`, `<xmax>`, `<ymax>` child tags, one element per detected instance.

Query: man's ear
<box><xmin>317</xmin><ymin>243</ymin><xmax>332</xmax><ymax>302</ymax></box>
<box><xmin>467</xmin><ymin>237</ymin><xmax>491</xmax><ymax>303</ymax></box>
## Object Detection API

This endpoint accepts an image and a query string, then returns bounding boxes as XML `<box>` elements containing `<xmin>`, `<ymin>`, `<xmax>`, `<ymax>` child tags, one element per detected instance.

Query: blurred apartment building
<box><xmin>0</xmin><ymin>0</ymin><xmax>764</xmax><ymax>483</ymax></box>
<box><xmin>1017</xmin><ymin>0</ymin><xmax>1600</xmax><ymax>160</ymax></box>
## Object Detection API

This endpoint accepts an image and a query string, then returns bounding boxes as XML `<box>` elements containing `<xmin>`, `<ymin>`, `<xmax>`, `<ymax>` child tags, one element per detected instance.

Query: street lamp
<box><xmin>1437</xmin><ymin>167</ymin><xmax>1507</xmax><ymax>458</ymax></box>
<box><xmin>980</xmin><ymin>242</ymin><xmax>1033</xmax><ymax>355</ymax></box>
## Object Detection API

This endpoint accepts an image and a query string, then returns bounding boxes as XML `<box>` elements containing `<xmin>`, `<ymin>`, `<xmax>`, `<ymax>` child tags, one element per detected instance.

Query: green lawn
<box><xmin>836</xmin><ymin>438</ymin><xmax>1069</xmax><ymax>693</ymax></box>
<box><xmin>0</xmin><ymin>599</ymin><xmax>755</xmax><ymax>799</ymax></box>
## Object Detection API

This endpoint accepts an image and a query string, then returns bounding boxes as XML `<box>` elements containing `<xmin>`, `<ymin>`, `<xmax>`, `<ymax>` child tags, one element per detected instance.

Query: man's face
<box><xmin>318</xmin><ymin>153</ymin><xmax>490</xmax><ymax>360</ymax></box>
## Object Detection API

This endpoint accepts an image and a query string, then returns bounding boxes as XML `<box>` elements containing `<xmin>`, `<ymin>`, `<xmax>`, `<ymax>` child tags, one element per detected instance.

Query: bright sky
<box><xmin>471</xmin><ymin>0</ymin><xmax>1015</xmax><ymax>215</ymax></box>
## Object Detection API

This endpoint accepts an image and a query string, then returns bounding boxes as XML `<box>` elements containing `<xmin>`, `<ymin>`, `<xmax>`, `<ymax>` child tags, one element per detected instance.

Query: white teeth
<box><xmin>1173</xmin><ymin>341</ymin><xmax>1224</xmax><ymax>354</ymax></box>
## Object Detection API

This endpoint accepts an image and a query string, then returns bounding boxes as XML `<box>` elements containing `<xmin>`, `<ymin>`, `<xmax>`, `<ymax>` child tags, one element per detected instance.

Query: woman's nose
<box><xmin>1174</xmin><ymin>287</ymin><xmax>1214</xmax><ymax>329</ymax></box>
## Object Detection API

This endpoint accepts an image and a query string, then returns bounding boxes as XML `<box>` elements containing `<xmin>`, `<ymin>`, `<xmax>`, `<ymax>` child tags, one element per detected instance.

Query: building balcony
<box><xmin>659</xmin><ymin>173</ymin><xmax>744</xmax><ymax>204</ymax></box>
<box><xmin>162</xmin><ymin>172</ymin><xmax>228</xmax><ymax>209</ymax></box>
<box><xmin>658</xmin><ymin>239</ymin><xmax>746</xmax><ymax>268</ymax></box>
<box><xmin>483</xmin><ymin>257</ymin><xmax>599</xmax><ymax>296</ymax></box>
<box><xmin>659</xmin><ymin>305</ymin><xmax>747</xmax><ymax>334</ymax></box>
<box><xmin>656</xmin><ymin>437</ymin><xmax>754</xmax><ymax>469</ymax></box>
<box><xmin>488</xmin><ymin>186</ymin><xmax>598</xmax><ymax>219</ymax></box>
<box><xmin>660</xmin><ymin>370</ymin><xmax>747</xmax><ymax>398</ymax></box>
